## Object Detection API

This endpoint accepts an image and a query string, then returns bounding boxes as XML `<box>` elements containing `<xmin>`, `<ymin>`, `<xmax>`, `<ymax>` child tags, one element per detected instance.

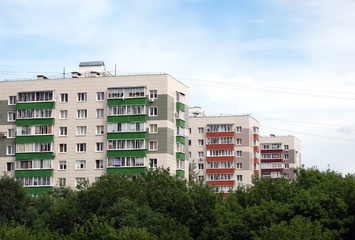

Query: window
<box><xmin>7</xmin><ymin>145</ymin><xmax>15</xmax><ymax>155</ymax></box>
<box><xmin>284</xmin><ymin>173</ymin><xmax>290</xmax><ymax>178</ymax></box>
<box><xmin>76</xmin><ymin>126</ymin><xmax>87</xmax><ymax>136</ymax></box>
<box><xmin>96</xmin><ymin>92</ymin><xmax>104</xmax><ymax>101</ymax></box>
<box><xmin>236</xmin><ymin>126</ymin><xmax>242</xmax><ymax>133</ymax></box>
<box><xmin>76</xmin><ymin>143</ymin><xmax>86</xmax><ymax>152</ymax></box>
<box><xmin>96</xmin><ymin>142</ymin><xmax>104</xmax><ymax>152</ymax></box>
<box><xmin>7</xmin><ymin>162</ymin><xmax>14</xmax><ymax>171</ymax></box>
<box><xmin>149</xmin><ymin>124</ymin><xmax>158</xmax><ymax>133</ymax></box>
<box><xmin>284</xmin><ymin>145</ymin><xmax>289</xmax><ymax>150</ymax></box>
<box><xmin>149</xmin><ymin>141</ymin><xmax>158</xmax><ymax>151</ymax></box>
<box><xmin>263</xmin><ymin>144</ymin><xmax>269</xmax><ymax>150</ymax></box>
<box><xmin>96</xmin><ymin>160</ymin><xmax>103</xmax><ymax>169</ymax></box>
<box><xmin>285</xmin><ymin>164</ymin><xmax>289</xmax><ymax>169</ymax></box>
<box><xmin>59</xmin><ymin>144</ymin><xmax>67</xmax><ymax>153</ymax></box>
<box><xmin>108</xmin><ymin>157</ymin><xmax>145</xmax><ymax>167</ymax></box>
<box><xmin>272</xmin><ymin>143</ymin><xmax>281</xmax><ymax>149</ymax></box>
<box><xmin>236</xmin><ymin>151</ymin><xmax>242</xmax><ymax>157</ymax></box>
<box><xmin>75</xmin><ymin>160</ymin><xmax>86</xmax><ymax>170</ymax></box>
<box><xmin>236</xmin><ymin>163</ymin><xmax>243</xmax><ymax>169</ymax></box>
<box><xmin>284</xmin><ymin>154</ymin><xmax>289</xmax><ymax>160</ymax></box>
<box><xmin>60</xmin><ymin>110</ymin><xmax>68</xmax><ymax>119</ymax></box>
<box><xmin>96</xmin><ymin>109</ymin><xmax>104</xmax><ymax>118</ymax></box>
<box><xmin>107</xmin><ymin>87</ymin><xmax>145</xmax><ymax>99</ymax></box>
<box><xmin>58</xmin><ymin>178</ymin><xmax>66</xmax><ymax>187</ymax></box>
<box><xmin>96</xmin><ymin>125</ymin><xmax>104</xmax><ymax>135</ymax></box>
<box><xmin>76</xmin><ymin>178</ymin><xmax>86</xmax><ymax>186</ymax></box>
<box><xmin>77</xmin><ymin>109</ymin><xmax>87</xmax><ymax>119</ymax></box>
<box><xmin>77</xmin><ymin>92</ymin><xmax>87</xmax><ymax>102</ymax></box>
<box><xmin>149</xmin><ymin>158</ymin><xmax>157</xmax><ymax>168</ymax></box>
<box><xmin>59</xmin><ymin>161</ymin><xmax>67</xmax><ymax>170</ymax></box>
<box><xmin>198</xmin><ymin>176</ymin><xmax>204</xmax><ymax>181</ymax></box>
<box><xmin>189</xmin><ymin>140</ymin><xmax>191</xmax><ymax>146</ymax></box>
<box><xmin>7</xmin><ymin>129</ymin><xmax>15</xmax><ymax>138</ymax></box>
<box><xmin>8</xmin><ymin>96</ymin><xmax>16</xmax><ymax>105</ymax></box>
<box><xmin>189</xmin><ymin>152</ymin><xmax>191</xmax><ymax>158</ymax></box>
<box><xmin>198</xmin><ymin>163</ymin><xmax>204</xmax><ymax>169</ymax></box>
<box><xmin>189</xmin><ymin>128</ymin><xmax>191</xmax><ymax>134</ymax></box>
<box><xmin>198</xmin><ymin>127</ymin><xmax>204</xmax><ymax>134</ymax></box>
<box><xmin>236</xmin><ymin>138</ymin><xmax>242</xmax><ymax>145</ymax></box>
<box><xmin>59</xmin><ymin>127</ymin><xmax>67</xmax><ymax>136</ymax></box>
<box><xmin>8</xmin><ymin>112</ymin><xmax>16</xmax><ymax>122</ymax></box>
<box><xmin>95</xmin><ymin>177</ymin><xmax>101</xmax><ymax>182</ymax></box>
<box><xmin>198</xmin><ymin>139</ymin><xmax>204</xmax><ymax>146</ymax></box>
<box><xmin>237</xmin><ymin>175</ymin><xmax>243</xmax><ymax>181</ymax></box>
<box><xmin>149</xmin><ymin>90</ymin><xmax>157</xmax><ymax>99</ymax></box>
<box><xmin>198</xmin><ymin>151</ymin><xmax>204</xmax><ymax>158</ymax></box>
<box><xmin>149</xmin><ymin>107</ymin><xmax>158</xmax><ymax>116</ymax></box>
<box><xmin>60</xmin><ymin>93</ymin><xmax>68</xmax><ymax>102</ymax></box>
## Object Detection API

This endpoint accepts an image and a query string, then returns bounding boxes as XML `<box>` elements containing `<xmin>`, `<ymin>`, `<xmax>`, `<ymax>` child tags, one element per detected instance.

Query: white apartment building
<box><xmin>189</xmin><ymin>107</ymin><xmax>260</xmax><ymax>197</ymax></box>
<box><xmin>260</xmin><ymin>135</ymin><xmax>301</xmax><ymax>179</ymax></box>
<box><xmin>0</xmin><ymin>61</ymin><xmax>188</xmax><ymax>194</ymax></box>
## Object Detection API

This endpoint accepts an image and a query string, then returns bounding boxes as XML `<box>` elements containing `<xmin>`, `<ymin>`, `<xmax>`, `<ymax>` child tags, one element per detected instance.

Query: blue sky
<box><xmin>1</xmin><ymin>0</ymin><xmax>355</xmax><ymax>174</ymax></box>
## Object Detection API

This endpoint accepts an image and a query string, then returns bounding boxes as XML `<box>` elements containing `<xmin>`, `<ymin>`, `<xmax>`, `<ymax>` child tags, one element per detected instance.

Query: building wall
<box><xmin>0</xmin><ymin>73</ymin><xmax>189</xmax><ymax>192</ymax></box>
<box><xmin>189</xmin><ymin>114</ymin><xmax>260</xmax><ymax>193</ymax></box>
<box><xmin>260</xmin><ymin>136</ymin><xmax>301</xmax><ymax>180</ymax></box>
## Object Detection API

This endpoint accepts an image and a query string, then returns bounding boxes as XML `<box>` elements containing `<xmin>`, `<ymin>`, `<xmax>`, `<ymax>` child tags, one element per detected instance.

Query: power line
<box><xmin>262</xmin><ymin>125</ymin><xmax>355</xmax><ymax>142</ymax></box>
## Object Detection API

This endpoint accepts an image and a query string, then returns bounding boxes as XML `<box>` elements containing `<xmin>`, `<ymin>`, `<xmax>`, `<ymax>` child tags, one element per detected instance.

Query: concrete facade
<box><xmin>0</xmin><ymin>62</ymin><xmax>188</xmax><ymax>194</ymax></box>
<box><xmin>189</xmin><ymin>107</ymin><xmax>260</xmax><ymax>197</ymax></box>
<box><xmin>260</xmin><ymin>135</ymin><xmax>301</xmax><ymax>179</ymax></box>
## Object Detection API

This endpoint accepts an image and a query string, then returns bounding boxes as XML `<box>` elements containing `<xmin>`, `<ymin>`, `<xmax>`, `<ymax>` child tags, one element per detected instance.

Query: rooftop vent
<box><xmin>71</xmin><ymin>72</ymin><xmax>82</xmax><ymax>78</ymax></box>
<box><xmin>37</xmin><ymin>75</ymin><xmax>48</xmax><ymax>80</ymax></box>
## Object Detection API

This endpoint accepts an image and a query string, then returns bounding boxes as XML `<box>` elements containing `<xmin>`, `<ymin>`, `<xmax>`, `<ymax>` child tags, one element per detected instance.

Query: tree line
<box><xmin>0</xmin><ymin>167</ymin><xmax>355</xmax><ymax>239</ymax></box>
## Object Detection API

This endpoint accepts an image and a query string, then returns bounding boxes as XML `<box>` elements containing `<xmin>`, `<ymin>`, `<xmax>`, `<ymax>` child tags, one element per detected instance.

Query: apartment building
<box><xmin>260</xmin><ymin>135</ymin><xmax>301</xmax><ymax>179</ymax></box>
<box><xmin>0</xmin><ymin>61</ymin><xmax>188</xmax><ymax>194</ymax></box>
<box><xmin>189</xmin><ymin>107</ymin><xmax>260</xmax><ymax>197</ymax></box>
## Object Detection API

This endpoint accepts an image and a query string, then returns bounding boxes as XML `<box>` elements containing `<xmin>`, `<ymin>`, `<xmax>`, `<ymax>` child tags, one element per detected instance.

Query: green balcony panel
<box><xmin>176</xmin><ymin>136</ymin><xmax>185</xmax><ymax>144</ymax></box>
<box><xmin>15</xmin><ymin>169</ymin><xmax>53</xmax><ymax>177</ymax></box>
<box><xmin>107</xmin><ymin>167</ymin><xmax>146</xmax><ymax>175</ymax></box>
<box><xmin>26</xmin><ymin>187</ymin><xmax>53</xmax><ymax>194</ymax></box>
<box><xmin>107</xmin><ymin>132</ymin><xmax>147</xmax><ymax>140</ymax></box>
<box><xmin>176</xmin><ymin>152</ymin><xmax>185</xmax><ymax>160</ymax></box>
<box><xmin>16</xmin><ymin>118</ymin><xmax>55</xmax><ymax>126</ymax></box>
<box><xmin>108</xmin><ymin>115</ymin><xmax>147</xmax><ymax>123</ymax></box>
<box><xmin>17</xmin><ymin>102</ymin><xmax>55</xmax><ymax>110</ymax></box>
<box><xmin>176</xmin><ymin>170</ymin><xmax>185</xmax><ymax>178</ymax></box>
<box><xmin>16</xmin><ymin>152</ymin><xmax>54</xmax><ymax>160</ymax></box>
<box><xmin>107</xmin><ymin>150</ymin><xmax>146</xmax><ymax>158</ymax></box>
<box><xmin>107</xmin><ymin>98</ymin><xmax>147</xmax><ymax>106</ymax></box>
<box><xmin>16</xmin><ymin>135</ymin><xmax>54</xmax><ymax>143</ymax></box>
<box><xmin>176</xmin><ymin>119</ymin><xmax>185</xmax><ymax>128</ymax></box>
<box><xmin>176</xmin><ymin>102</ymin><xmax>185</xmax><ymax>112</ymax></box>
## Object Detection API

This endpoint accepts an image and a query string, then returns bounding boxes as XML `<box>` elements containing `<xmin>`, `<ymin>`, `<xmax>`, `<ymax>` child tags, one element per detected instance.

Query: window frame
<box><xmin>59</xmin><ymin>144</ymin><xmax>67</xmax><ymax>153</ymax></box>
<box><xmin>95</xmin><ymin>160</ymin><xmax>104</xmax><ymax>169</ymax></box>
<box><xmin>8</xmin><ymin>112</ymin><xmax>16</xmax><ymax>122</ymax></box>
<box><xmin>149</xmin><ymin>141</ymin><xmax>158</xmax><ymax>151</ymax></box>
<box><xmin>76</xmin><ymin>143</ymin><xmax>86</xmax><ymax>153</ymax></box>
<box><xmin>149</xmin><ymin>124</ymin><xmax>158</xmax><ymax>133</ymax></box>
<box><xmin>75</xmin><ymin>160</ymin><xmax>86</xmax><ymax>170</ymax></box>
<box><xmin>96</xmin><ymin>92</ymin><xmax>104</xmax><ymax>101</ymax></box>
<box><xmin>60</xmin><ymin>93</ymin><xmax>68</xmax><ymax>102</ymax></box>
<box><xmin>8</xmin><ymin>96</ymin><xmax>17</xmax><ymax>105</ymax></box>
<box><xmin>59</xmin><ymin>127</ymin><xmax>68</xmax><ymax>136</ymax></box>
<box><xmin>149</xmin><ymin>107</ymin><xmax>158</xmax><ymax>116</ymax></box>
<box><xmin>96</xmin><ymin>109</ymin><xmax>104</xmax><ymax>118</ymax></box>
<box><xmin>59</xmin><ymin>161</ymin><xmax>67</xmax><ymax>170</ymax></box>
<box><xmin>96</xmin><ymin>125</ymin><xmax>104</xmax><ymax>135</ymax></box>
<box><xmin>96</xmin><ymin>142</ymin><xmax>104</xmax><ymax>152</ymax></box>
<box><xmin>77</xmin><ymin>92</ymin><xmax>87</xmax><ymax>102</ymax></box>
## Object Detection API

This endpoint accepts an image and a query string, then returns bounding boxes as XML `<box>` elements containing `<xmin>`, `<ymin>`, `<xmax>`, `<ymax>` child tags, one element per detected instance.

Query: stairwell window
<box><xmin>77</xmin><ymin>109</ymin><xmax>87</xmax><ymax>119</ymax></box>
<box><xmin>96</xmin><ymin>92</ymin><xmax>104</xmax><ymax>101</ymax></box>
<box><xmin>149</xmin><ymin>107</ymin><xmax>158</xmax><ymax>116</ymax></box>
<box><xmin>75</xmin><ymin>160</ymin><xmax>86</xmax><ymax>170</ymax></box>
<box><xmin>149</xmin><ymin>141</ymin><xmax>158</xmax><ymax>151</ymax></box>
<box><xmin>60</xmin><ymin>93</ymin><xmax>68</xmax><ymax>102</ymax></box>
<box><xmin>149</xmin><ymin>90</ymin><xmax>157</xmax><ymax>99</ymax></box>
<box><xmin>77</xmin><ymin>93</ymin><xmax>87</xmax><ymax>102</ymax></box>
<box><xmin>76</xmin><ymin>143</ymin><xmax>86</xmax><ymax>153</ymax></box>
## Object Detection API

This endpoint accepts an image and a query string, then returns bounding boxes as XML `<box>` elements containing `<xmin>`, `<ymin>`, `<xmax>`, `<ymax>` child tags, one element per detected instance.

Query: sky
<box><xmin>1</xmin><ymin>0</ymin><xmax>355</xmax><ymax>174</ymax></box>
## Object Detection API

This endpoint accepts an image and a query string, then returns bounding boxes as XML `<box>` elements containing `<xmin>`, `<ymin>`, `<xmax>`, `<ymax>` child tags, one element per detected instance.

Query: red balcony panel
<box><xmin>206</xmin><ymin>144</ymin><xmax>234</xmax><ymax>150</ymax></box>
<box><xmin>223</xmin><ymin>193</ymin><xmax>229</xmax><ymax>198</ymax></box>
<box><xmin>254</xmin><ymin>158</ymin><xmax>259</xmax><ymax>164</ymax></box>
<box><xmin>206</xmin><ymin>156</ymin><xmax>235</xmax><ymax>162</ymax></box>
<box><xmin>254</xmin><ymin>170</ymin><xmax>260</xmax><ymax>175</ymax></box>
<box><xmin>206</xmin><ymin>132</ymin><xmax>235</xmax><ymax>138</ymax></box>
<box><xmin>207</xmin><ymin>168</ymin><xmax>235</xmax><ymax>174</ymax></box>
<box><xmin>261</xmin><ymin>149</ymin><xmax>283</xmax><ymax>153</ymax></box>
<box><xmin>253</xmin><ymin>146</ymin><xmax>260</xmax><ymax>152</ymax></box>
<box><xmin>253</xmin><ymin>134</ymin><xmax>259</xmax><ymax>140</ymax></box>
<box><xmin>261</xmin><ymin>168</ymin><xmax>282</xmax><ymax>173</ymax></box>
<box><xmin>261</xmin><ymin>159</ymin><xmax>283</xmax><ymax>163</ymax></box>
<box><xmin>208</xmin><ymin>180</ymin><xmax>235</xmax><ymax>186</ymax></box>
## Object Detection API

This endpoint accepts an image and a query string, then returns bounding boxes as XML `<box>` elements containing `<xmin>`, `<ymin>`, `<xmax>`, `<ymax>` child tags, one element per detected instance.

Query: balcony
<box><xmin>254</xmin><ymin>158</ymin><xmax>259</xmax><ymax>164</ymax></box>
<box><xmin>206</xmin><ymin>144</ymin><xmax>234</xmax><ymax>150</ymax></box>
<box><xmin>253</xmin><ymin>146</ymin><xmax>260</xmax><ymax>152</ymax></box>
<box><xmin>253</xmin><ymin>134</ymin><xmax>259</xmax><ymax>140</ymax></box>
